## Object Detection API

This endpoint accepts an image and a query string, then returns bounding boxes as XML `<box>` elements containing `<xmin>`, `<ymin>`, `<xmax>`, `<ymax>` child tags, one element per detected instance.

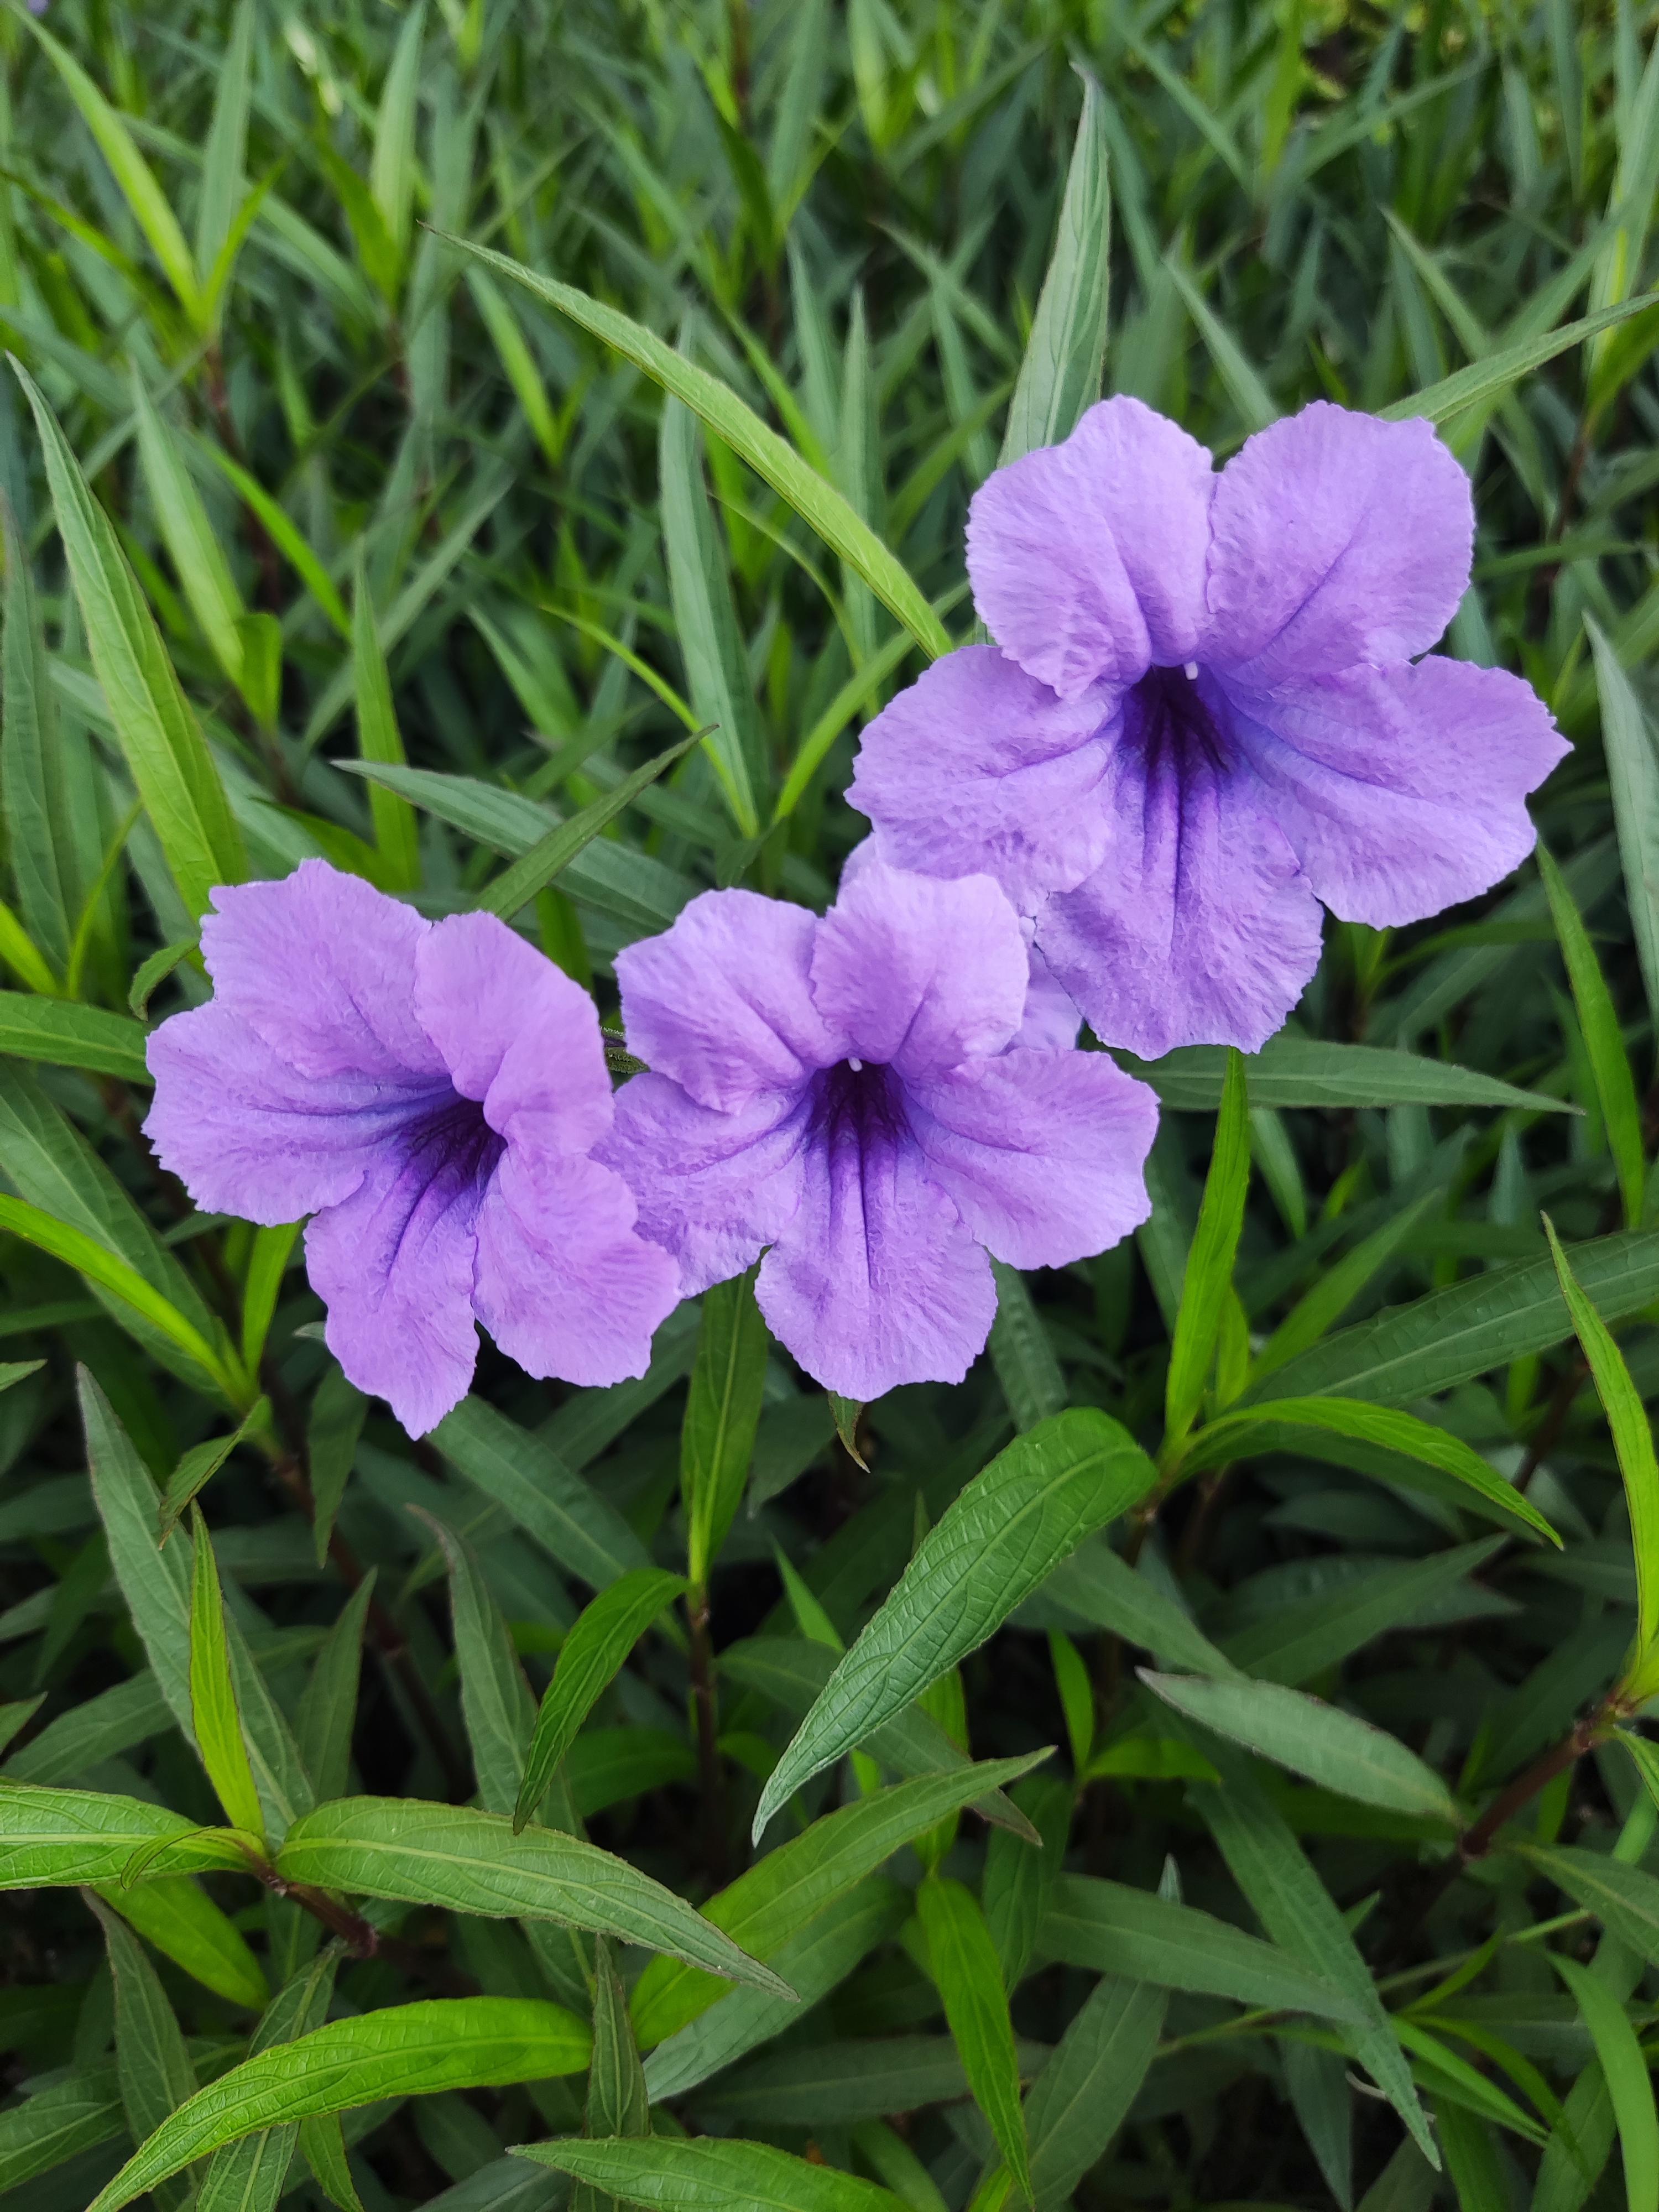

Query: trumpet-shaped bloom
<box><xmin>849</xmin><ymin>398</ymin><xmax>1569</xmax><ymax>1058</ymax></box>
<box><xmin>144</xmin><ymin>860</ymin><xmax>679</xmax><ymax>1436</ymax></box>
<box><xmin>599</xmin><ymin>859</ymin><xmax>1157</xmax><ymax>1402</ymax></box>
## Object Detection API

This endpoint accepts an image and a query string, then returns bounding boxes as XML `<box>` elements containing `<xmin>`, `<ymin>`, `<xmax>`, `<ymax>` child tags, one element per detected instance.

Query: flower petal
<box><xmin>906</xmin><ymin>1047</ymin><xmax>1157</xmax><ymax>1270</ymax></box>
<box><xmin>613</xmin><ymin>889</ymin><xmax>844</xmax><ymax>1114</ymax></box>
<box><xmin>599</xmin><ymin>1072</ymin><xmax>810</xmax><ymax>1296</ymax></box>
<box><xmin>757</xmin><ymin>1125</ymin><xmax>996</xmax><ymax>1402</ymax></box>
<box><xmin>1203</xmin><ymin>404</ymin><xmax>1473</xmax><ymax>683</ymax></box>
<box><xmin>303</xmin><ymin>1118</ymin><xmax>489</xmax><ymax>1436</ymax></box>
<box><xmin>143</xmin><ymin>1001</ymin><xmax>438</xmax><ymax>1224</ymax></box>
<box><xmin>415</xmin><ymin>911</ymin><xmax>612</xmax><ymax>1155</ymax></box>
<box><xmin>966</xmin><ymin>396</ymin><xmax>1215</xmax><ymax>698</ymax></box>
<box><xmin>1227</xmin><ymin>656</ymin><xmax>1568</xmax><ymax>928</ymax></box>
<box><xmin>809</xmin><ymin>860</ymin><xmax>1028</xmax><ymax>1079</ymax></box>
<box><xmin>848</xmin><ymin>646</ymin><xmax>1116</xmax><ymax>906</ymax></box>
<box><xmin>1015</xmin><ymin>943</ymin><xmax>1082</xmax><ymax>1052</ymax></box>
<box><xmin>1036</xmin><ymin>744</ymin><xmax>1324</xmax><ymax>1058</ymax></box>
<box><xmin>199</xmin><ymin>859</ymin><xmax>444</xmax><ymax>1084</ymax></box>
<box><xmin>472</xmin><ymin>1149</ymin><xmax>680</xmax><ymax>1389</ymax></box>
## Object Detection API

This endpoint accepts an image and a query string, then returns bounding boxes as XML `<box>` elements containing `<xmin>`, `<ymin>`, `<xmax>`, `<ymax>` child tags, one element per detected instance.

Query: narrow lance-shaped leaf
<box><xmin>1165</xmin><ymin>1047</ymin><xmax>1250</xmax><ymax>1445</ymax></box>
<box><xmin>515</xmin><ymin>2136</ymin><xmax>908</xmax><ymax>2212</ymax></box>
<box><xmin>131</xmin><ymin>373</ymin><xmax>249</xmax><ymax>705</ymax></box>
<box><xmin>754</xmin><ymin>1410</ymin><xmax>1154</xmax><ymax>1839</ymax></box>
<box><xmin>87</xmin><ymin>1891</ymin><xmax>197</xmax><ymax>2212</ymax></box>
<box><xmin>188</xmin><ymin>1509</ymin><xmax>266</xmax><ymax>1841</ymax></box>
<box><xmin>1540</xmin><ymin>844</ymin><xmax>1645</xmax><ymax>1227</ymax></box>
<box><xmin>0</xmin><ymin>1782</ymin><xmax>255</xmax><ymax>1887</ymax></box>
<box><xmin>516</xmin><ymin>1567</ymin><xmax>686</xmax><ymax>1833</ymax></box>
<box><xmin>1025</xmin><ymin>1973</ymin><xmax>1167</xmax><ymax>2209</ymax></box>
<box><xmin>1590</xmin><ymin>615</ymin><xmax>1659</xmax><ymax>1060</ymax></box>
<box><xmin>683</xmin><ymin>1266</ymin><xmax>768</xmax><ymax>1590</ymax></box>
<box><xmin>476</xmin><ymin>729</ymin><xmax>702</xmax><ymax>921</ymax></box>
<box><xmin>1</xmin><ymin>490</ymin><xmax>71</xmax><ymax>976</ymax></box>
<box><xmin>1545</xmin><ymin>1219</ymin><xmax>1659</xmax><ymax>1697</ymax></box>
<box><xmin>352</xmin><ymin>553</ymin><xmax>420</xmax><ymax>890</ymax></box>
<box><xmin>86</xmin><ymin>1999</ymin><xmax>593</xmax><ymax>2212</ymax></box>
<box><xmin>917</xmin><ymin>1876</ymin><xmax>1030</xmax><ymax>2200</ymax></box>
<box><xmin>93</xmin><ymin>1869</ymin><xmax>268</xmax><ymax>2012</ymax></box>
<box><xmin>998</xmin><ymin>71</ymin><xmax>1111</xmax><ymax>465</ymax></box>
<box><xmin>158</xmin><ymin>1400</ymin><xmax>268</xmax><ymax>1541</ymax></box>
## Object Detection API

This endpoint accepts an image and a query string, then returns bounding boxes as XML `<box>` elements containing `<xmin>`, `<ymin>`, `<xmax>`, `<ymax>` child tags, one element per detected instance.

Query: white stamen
<box><xmin>847</xmin><ymin>1057</ymin><xmax>863</xmax><ymax>1072</ymax></box>
<box><xmin>1183</xmin><ymin>660</ymin><xmax>1199</xmax><ymax>680</ymax></box>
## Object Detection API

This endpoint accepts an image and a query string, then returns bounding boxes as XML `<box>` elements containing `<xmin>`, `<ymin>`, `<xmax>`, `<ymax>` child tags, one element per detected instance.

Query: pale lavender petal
<box><xmin>1227</xmin><ymin>656</ymin><xmax>1569</xmax><ymax>928</ymax></box>
<box><xmin>304</xmin><ymin>1108</ymin><xmax>493</xmax><ymax>1436</ymax></box>
<box><xmin>199</xmin><ymin>860</ymin><xmax>444</xmax><ymax>1084</ymax></box>
<box><xmin>1203</xmin><ymin>405</ymin><xmax>1473</xmax><ymax>684</ymax></box>
<box><xmin>143</xmin><ymin>1001</ymin><xmax>440</xmax><ymax>1224</ymax></box>
<box><xmin>1015</xmin><ymin>943</ymin><xmax>1082</xmax><ymax>1051</ymax></box>
<box><xmin>757</xmin><ymin>1110</ymin><xmax>996</xmax><ymax>1401</ymax></box>
<box><xmin>967</xmin><ymin>397</ymin><xmax>1214</xmax><ymax>699</ymax></box>
<box><xmin>599</xmin><ymin>1072</ymin><xmax>810</xmax><ymax>1296</ymax></box>
<box><xmin>906</xmin><ymin>1048</ymin><xmax>1157</xmax><ymax>1270</ymax></box>
<box><xmin>472</xmin><ymin>1149</ymin><xmax>680</xmax><ymax>1388</ymax></box>
<box><xmin>614</xmin><ymin>889</ymin><xmax>844</xmax><ymax>1113</ymax></box>
<box><xmin>848</xmin><ymin>647</ymin><xmax>1116</xmax><ymax>906</ymax></box>
<box><xmin>1036</xmin><ymin>739</ymin><xmax>1324</xmax><ymax>1058</ymax></box>
<box><xmin>808</xmin><ymin>861</ymin><xmax>1028</xmax><ymax>1079</ymax></box>
<box><xmin>415</xmin><ymin>911</ymin><xmax>613</xmax><ymax>1155</ymax></box>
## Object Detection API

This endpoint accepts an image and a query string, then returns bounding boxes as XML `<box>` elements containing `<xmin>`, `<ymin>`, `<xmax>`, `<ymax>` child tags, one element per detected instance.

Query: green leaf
<box><xmin>0</xmin><ymin>992</ymin><xmax>149</xmax><ymax>1082</ymax></box>
<box><xmin>1034</xmin><ymin>1538</ymin><xmax>1239</xmax><ymax>1678</ymax></box>
<box><xmin>131</xmin><ymin>374</ymin><xmax>249</xmax><ymax>705</ymax></box>
<box><xmin>1540</xmin><ymin>846</ymin><xmax>1645</xmax><ymax>1226</ymax></box>
<box><xmin>988</xmin><ymin>1260</ymin><xmax>1066</xmax><ymax>1434</ymax></box>
<box><xmin>196</xmin><ymin>1947</ymin><xmax>342</xmax><ymax>2212</ymax></box>
<box><xmin>193</xmin><ymin>0</ymin><xmax>253</xmax><ymax>286</ymax></box>
<box><xmin>85</xmin><ymin>1889</ymin><xmax>197</xmax><ymax>2212</ymax></box>
<box><xmin>20</xmin><ymin>17</ymin><xmax>204</xmax><ymax>323</ymax></box>
<box><xmin>659</xmin><ymin>394</ymin><xmax>763</xmax><ymax>834</ymax></box>
<box><xmin>983</xmin><ymin>1775</ymin><xmax>1070</xmax><ymax>1990</ymax></box>
<box><xmin>368</xmin><ymin>2</ymin><xmax>425</xmax><ymax>267</ymax></box>
<box><xmin>1521</xmin><ymin>1844</ymin><xmax>1659</xmax><ymax>1969</ymax></box>
<box><xmin>92</xmin><ymin>1872</ymin><xmax>268</xmax><ymax>2011</ymax></box>
<box><xmin>0</xmin><ymin>2062</ymin><xmax>123</xmax><ymax>2193</ymax></box>
<box><xmin>516</xmin><ymin>1567</ymin><xmax>686</xmax><ymax>1832</ymax></box>
<box><xmin>515</xmin><ymin>2137</ymin><xmax>907</xmax><ymax>2212</ymax></box>
<box><xmin>632</xmin><ymin>1754</ymin><xmax>1048</xmax><ymax>2048</ymax></box>
<box><xmin>434</xmin><ymin>1396</ymin><xmax>650</xmax><ymax>1590</ymax></box>
<box><xmin>351</xmin><ymin>554</ymin><xmax>420</xmax><ymax>891</ymax></box>
<box><xmin>1</xmin><ymin>491</ymin><xmax>74</xmax><ymax>977</ymax></box>
<box><xmin>1379</xmin><ymin>289</ymin><xmax>1659</xmax><ymax>426</ymax></box>
<box><xmin>1544</xmin><ymin>1219</ymin><xmax>1659</xmax><ymax>1686</ymax></box>
<box><xmin>295</xmin><ymin>1576</ymin><xmax>375</xmax><ymax>1806</ymax></box>
<box><xmin>1039</xmin><ymin>1872</ymin><xmax>1360</xmax><ymax>2017</ymax></box>
<box><xmin>1244</xmin><ymin>1228</ymin><xmax>1659</xmax><ymax>1408</ymax></box>
<box><xmin>829</xmin><ymin>1392</ymin><xmax>866</xmax><ymax>1468</ymax></box>
<box><xmin>755</xmin><ymin>1412</ymin><xmax>1151</xmax><ymax>1838</ymax></box>
<box><xmin>1222</xmin><ymin>1537</ymin><xmax>1504</xmax><ymax>1687</ymax></box>
<box><xmin>298</xmin><ymin>2113</ymin><xmax>363</xmax><ymax>2212</ymax></box>
<box><xmin>476</xmin><ymin>730</ymin><xmax>701</xmax><ymax>921</ymax></box>
<box><xmin>642</xmin><ymin>1878</ymin><xmax>907</xmax><ymax>2104</ymax></box>
<box><xmin>158</xmin><ymin>1401</ymin><xmax>267</xmax><ymax>1542</ymax></box>
<box><xmin>129</xmin><ymin>937</ymin><xmax>199</xmax><ymax>1019</ymax></box>
<box><xmin>274</xmin><ymin>1797</ymin><xmax>792</xmax><ymax>1994</ymax></box>
<box><xmin>307</xmin><ymin>1365</ymin><xmax>366</xmax><ymax>1569</ymax></box>
<box><xmin>916</xmin><ymin>1876</ymin><xmax>1030</xmax><ymax>2199</ymax></box>
<box><xmin>1140</xmin><ymin>1671</ymin><xmax>1460</xmax><ymax>1825</ymax></box>
<box><xmin>443</xmin><ymin>239</ymin><xmax>952</xmax><ymax>661</ymax></box>
<box><xmin>241</xmin><ymin>1220</ymin><xmax>299</xmax><ymax>1374</ymax></box>
<box><xmin>1123</xmin><ymin>1036</ymin><xmax>1573</xmax><ymax>1115</ymax></box>
<box><xmin>1165</xmin><ymin>1047</ymin><xmax>1250</xmax><ymax>1443</ymax></box>
<box><xmin>683</xmin><ymin>1267</ymin><xmax>768</xmax><ymax>1590</ymax></box>
<box><xmin>1591</xmin><ymin>615</ymin><xmax>1659</xmax><ymax>1052</ymax></box>
<box><xmin>1182</xmin><ymin>1399</ymin><xmax>1562</xmax><ymax>1547</ymax></box>
<box><xmin>188</xmin><ymin>1510</ymin><xmax>266</xmax><ymax>1841</ymax></box>
<box><xmin>998</xmin><ymin>72</ymin><xmax>1110</xmax><ymax>465</ymax></box>
<box><xmin>420</xmin><ymin>1512</ymin><xmax>535</xmax><ymax>1814</ymax></box>
<box><xmin>86</xmin><ymin>1998</ymin><xmax>592</xmax><ymax>2212</ymax></box>
<box><xmin>12</xmin><ymin>362</ymin><xmax>246</xmax><ymax>921</ymax></box>
<box><xmin>1025</xmin><ymin>1975</ymin><xmax>1166</xmax><ymax>2210</ymax></box>
<box><xmin>1551</xmin><ymin>1954</ymin><xmax>1657</xmax><ymax>2212</ymax></box>
<box><xmin>82</xmin><ymin>1368</ymin><xmax>195</xmax><ymax>1736</ymax></box>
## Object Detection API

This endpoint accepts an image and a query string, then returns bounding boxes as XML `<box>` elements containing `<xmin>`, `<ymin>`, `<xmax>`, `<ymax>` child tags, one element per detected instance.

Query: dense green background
<box><xmin>4</xmin><ymin>3</ymin><xmax>1659</xmax><ymax>2210</ymax></box>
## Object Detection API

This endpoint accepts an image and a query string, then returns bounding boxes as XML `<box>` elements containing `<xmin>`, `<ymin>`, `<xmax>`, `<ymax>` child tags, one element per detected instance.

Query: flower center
<box><xmin>1125</xmin><ymin>662</ymin><xmax>1230</xmax><ymax>773</ymax></box>
<box><xmin>810</xmin><ymin>1058</ymin><xmax>909</xmax><ymax>1154</ymax></box>
<box><xmin>401</xmin><ymin>1089</ymin><xmax>505</xmax><ymax>1209</ymax></box>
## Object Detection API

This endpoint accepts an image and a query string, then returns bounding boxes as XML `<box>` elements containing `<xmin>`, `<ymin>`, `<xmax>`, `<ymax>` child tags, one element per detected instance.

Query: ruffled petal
<box><xmin>471</xmin><ymin>1149</ymin><xmax>680</xmax><ymax>1389</ymax></box>
<box><xmin>304</xmin><ymin>1119</ymin><xmax>489</xmax><ymax>1436</ymax></box>
<box><xmin>966</xmin><ymin>397</ymin><xmax>1215</xmax><ymax>698</ymax></box>
<box><xmin>415</xmin><ymin>911</ymin><xmax>613</xmax><ymax>1155</ymax></box>
<box><xmin>906</xmin><ymin>1047</ymin><xmax>1157</xmax><ymax>1270</ymax></box>
<box><xmin>143</xmin><ymin>1001</ymin><xmax>440</xmax><ymax>1224</ymax></box>
<box><xmin>598</xmin><ymin>1072</ymin><xmax>810</xmax><ymax>1296</ymax></box>
<box><xmin>848</xmin><ymin>646</ymin><xmax>1116</xmax><ymax>906</ymax></box>
<box><xmin>198</xmin><ymin>859</ymin><xmax>445</xmax><ymax>1084</ymax></box>
<box><xmin>757</xmin><ymin>1124</ymin><xmax>995</xmax><ymax>1402</ymax></box>
<box><xmin>613</xmin><ymin>889</ymin><xmax>844</xmax><ymax>1113</ymax></box>
<box><xmin>1203</xmin><ymin>404</ymin><xmax>1473</xmax><ymax>684</ymax></box>
<box><xmin>1225</xmin><ymin>656</ymin><xmax>1568</xmax><ymax>928</ymax></box>
<box><xmin>808</xmin><ymin>860</ymin><xmax>1029</xmax><ymax>1079</ymax></box>
<box><xmin>1014</xmin><ymin>943</ymin><xmax>1082</xmax><ymax>1051</ymax></box>
<box><xmin>1036</xmin><ymin>744</ymin><xmax>1324</xmax><ymax>1058</ymax></box>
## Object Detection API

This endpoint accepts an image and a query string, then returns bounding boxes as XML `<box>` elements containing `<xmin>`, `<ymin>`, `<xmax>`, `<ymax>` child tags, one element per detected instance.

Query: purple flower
<box><xmin>597</xmin><ymin>858</ymin><xmax>1158</xmax><ymax>1402</ymax></box>
<box><xmin>143</xmin><ymin>860</ymin><xmax>680</xmax><ymax>1436</ymax></box>
<box><xmin>849</xmin><ymin>398</ymin><xmax>1569</xmax><ymax>1058</ymax></box>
